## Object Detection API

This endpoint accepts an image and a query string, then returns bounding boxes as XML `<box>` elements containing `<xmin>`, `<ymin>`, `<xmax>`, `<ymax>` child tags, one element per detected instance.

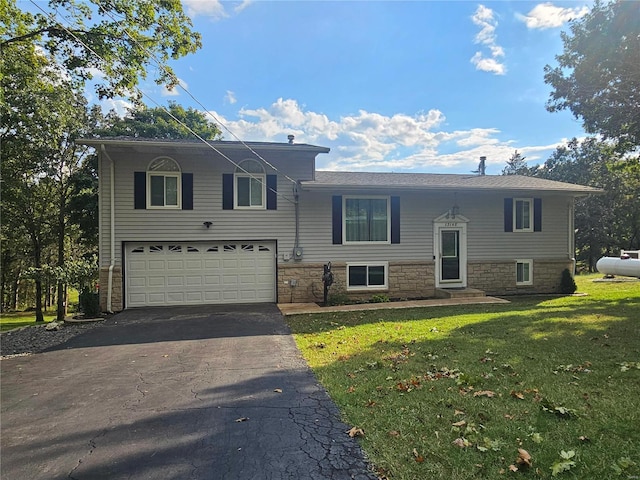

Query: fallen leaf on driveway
<box><xmin>235</xmin><ymin>417</ymin><xmax>249</xmax><ymax>422</ymax></box>
<box><xmin>273</xmin><ymin>388</ymin><xmax>282</xmax><ymax>393</ymax></box>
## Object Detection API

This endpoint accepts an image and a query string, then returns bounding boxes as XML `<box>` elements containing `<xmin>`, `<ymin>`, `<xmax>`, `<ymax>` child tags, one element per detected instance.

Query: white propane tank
<box><xmin>596</xmin><ymin>256</ymin><xmax>640</xmax><ymax>278</ymax></box>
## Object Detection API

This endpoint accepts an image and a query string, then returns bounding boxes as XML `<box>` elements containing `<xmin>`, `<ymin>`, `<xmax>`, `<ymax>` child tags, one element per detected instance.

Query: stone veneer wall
<box><xmin>277</xmin><ymin>261</ymin><xmax>435</xmax><ymax>304</ymax></box>
<box><xmin>467</xmin><ymin>259</ymin><xmax>573</xmax><ymax>295</ymax></box>
<box><xmin>98</xmin><ymin>266</ymin><xmax>123</xmax><ymax>312</ymax></box>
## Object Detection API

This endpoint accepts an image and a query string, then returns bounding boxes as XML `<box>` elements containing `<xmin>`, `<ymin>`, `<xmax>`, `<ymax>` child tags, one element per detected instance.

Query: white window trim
<box><xmin>343</xmin><ymin>195</ymin><xmax>391</xmax><ymax>244</ymax></box>
<box><xmin>513</xmin><ymin>198</ymin><xmax>533</xmax><ymax>232</ymax></box>
<box><xmin>346</xmin><ymin>262</ymin><xmax>389</xmax><ymax>291</ymax></box>
<box><xmin>234</xmin><ymin>173</ymin><xmax>266</xmax><ymax>209</ymax></box>
<box><xmin>515</xmin><ymin>259</ymin><xmax>533</xmax><ymax>285</ymax></box>
<box><xmin>146</xmin><ymin>172</ymin><xmax>181</xmax><ymax>209</ymax></box>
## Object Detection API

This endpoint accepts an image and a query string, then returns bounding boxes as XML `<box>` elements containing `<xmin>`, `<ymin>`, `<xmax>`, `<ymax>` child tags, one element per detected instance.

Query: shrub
<box><xmin>79</xmin><ymin>288</ymin><xmax>101</xmax><ymax>317</ymax></box>
<box><xmin>370</xmin><ymin>294</ymin><xmax>390</xmax><ymax>303</ymax></box>
<box><xmin>560</xmin><ymin>268</ymin><xmax>577</xmax><ymax>294</ymax></box>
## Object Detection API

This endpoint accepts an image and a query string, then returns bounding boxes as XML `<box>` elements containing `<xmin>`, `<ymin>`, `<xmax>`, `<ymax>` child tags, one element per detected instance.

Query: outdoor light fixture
<box><xmin>203</xmin><ymin>221</ymin><xmax>213</xmax><ymax>229</ymax></box>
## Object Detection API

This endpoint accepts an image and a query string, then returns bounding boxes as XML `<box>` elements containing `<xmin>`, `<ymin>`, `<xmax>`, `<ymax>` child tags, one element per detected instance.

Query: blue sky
<box><xmin>41</xmin><ymin>0</ymin><xmax>595</xmax><ymax>174</ymax></box>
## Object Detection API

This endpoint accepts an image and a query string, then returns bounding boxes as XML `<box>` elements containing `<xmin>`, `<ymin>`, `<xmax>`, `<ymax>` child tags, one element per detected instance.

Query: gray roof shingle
<box><xmin>301</xmin><ymin>171</ymin><xmax>601</xmax><ymax>194</ymax></box>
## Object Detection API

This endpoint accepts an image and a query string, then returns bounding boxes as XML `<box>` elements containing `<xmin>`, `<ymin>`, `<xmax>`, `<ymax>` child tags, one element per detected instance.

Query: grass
<box><xmin>0</xmin><ymin>311</ymin><xmax>57</xmax><ymax>331</ymax></box>
<box><xmin>285</xmin><ymin>275</ymin><xmax>640</xmax><ymax>479</ymax></box>
<box><xmin>0</xmin><ymin>290</ymin><xmax>80</xmax><ymax>332</ymax></box>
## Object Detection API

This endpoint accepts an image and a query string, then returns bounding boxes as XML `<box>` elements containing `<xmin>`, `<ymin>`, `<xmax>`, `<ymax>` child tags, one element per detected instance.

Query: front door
<box><xmin>433</xmin><ymin>213</ymin><xmax>468</xmax><ymax>288</ymax></box>
<box><xmin>441</xmin><ymin>229</ymin><xmax>461</xmax><ymax>282</ymax></box>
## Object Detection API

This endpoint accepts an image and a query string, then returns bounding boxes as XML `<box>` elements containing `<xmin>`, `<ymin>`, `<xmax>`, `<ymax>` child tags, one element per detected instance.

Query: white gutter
<box><xmin>101</xmin><ymin>145</ymin><xmax>115</xmax><ymax>313</ymax></box>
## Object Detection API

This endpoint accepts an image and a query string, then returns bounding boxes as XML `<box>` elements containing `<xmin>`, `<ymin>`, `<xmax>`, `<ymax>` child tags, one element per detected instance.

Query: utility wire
<box><xmin>27</xmin><ymin>0</ymin><xmax>297</xmax><ymax>204</ymax></box>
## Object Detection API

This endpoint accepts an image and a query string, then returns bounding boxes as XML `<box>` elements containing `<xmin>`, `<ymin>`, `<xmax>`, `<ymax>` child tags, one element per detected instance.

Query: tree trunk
<box><xmin>56</xmin><ymin>191</ymin><xmax>66</xmax><ymax>321</ymax></box>
<box><xmin>33</xmin><ymin>239</ymin><xmax>44</xmax><ymax>323</ymax></box>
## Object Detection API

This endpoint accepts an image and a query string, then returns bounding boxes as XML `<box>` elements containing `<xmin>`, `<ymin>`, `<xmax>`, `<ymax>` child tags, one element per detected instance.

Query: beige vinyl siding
<box><xmin>99</xmin><ymin>148</ymin><xmax>314</xmax><ymax>266</ymax></box>
<box><xmin>296</xmin><ymin>190</ymin><xmax>572</xmax><ymax>264</ymax></box>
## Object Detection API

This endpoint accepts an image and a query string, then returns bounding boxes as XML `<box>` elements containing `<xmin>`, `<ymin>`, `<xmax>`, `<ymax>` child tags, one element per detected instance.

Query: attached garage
<box><xmin>124</xmin><ymin>241</ymin><xmax>276</xmax><ymax>307</ymax></box>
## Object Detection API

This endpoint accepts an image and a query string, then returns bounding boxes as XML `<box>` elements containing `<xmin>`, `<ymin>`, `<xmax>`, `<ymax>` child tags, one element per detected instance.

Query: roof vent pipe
<box><xmin>478</xmin><ymin>156</ymin><xmax>486</xmax><ymax>175</ymax></box>
<box><xmin>287</xmin><ymin>134</ymin><xmax>295</xmax><ymax>144</ymax></box>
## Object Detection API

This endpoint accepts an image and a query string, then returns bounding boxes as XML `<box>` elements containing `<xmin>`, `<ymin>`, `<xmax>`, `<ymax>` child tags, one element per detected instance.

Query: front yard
<box><xmin>285</xmin><ymin>275</ymin><xmax>640</xmax><ymax>479</ymax></box>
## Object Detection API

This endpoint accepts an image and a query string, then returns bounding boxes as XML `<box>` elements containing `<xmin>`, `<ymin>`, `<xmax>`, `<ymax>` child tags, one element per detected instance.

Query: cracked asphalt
<box><xmin>1</xmin><ymin>304</ymin><xmax>377</xmax><ymax>480</ymax></box>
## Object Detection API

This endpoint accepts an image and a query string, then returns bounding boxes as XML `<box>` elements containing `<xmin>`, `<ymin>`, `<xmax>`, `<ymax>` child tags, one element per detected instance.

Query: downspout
<box><xmin>101</xmin><ymin>145</ymin><xmax>115</xmax><ymax>313</ymax></box>
<box><xmin>569</xmin><ymin>198</ymin><xmax>576</xmax><ymax>274</ymax></box>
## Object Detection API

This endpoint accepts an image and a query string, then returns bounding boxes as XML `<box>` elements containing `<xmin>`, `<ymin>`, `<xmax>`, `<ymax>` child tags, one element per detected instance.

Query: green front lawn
<box><xmin>0</xmin><ymin>312</ymin><xmax>57</xmax><ymax>331</ymax></box>
<box><xmin>286</xmin><ymin>275</ymin><xmax>640</xmax><ymax>479</ymax></box>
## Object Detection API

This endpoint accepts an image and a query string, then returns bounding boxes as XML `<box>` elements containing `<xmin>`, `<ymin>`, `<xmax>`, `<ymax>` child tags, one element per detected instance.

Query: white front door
<box><xmin>433</xmin><ymin>214</ymin><xmax>468</xmax><ymax>288</ymax></box>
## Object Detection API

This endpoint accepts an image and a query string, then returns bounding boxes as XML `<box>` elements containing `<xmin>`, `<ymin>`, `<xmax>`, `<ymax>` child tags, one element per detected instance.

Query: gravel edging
<box><xmin>0</xmin><ymin>321</ymin><xmax>106</xmax><ymax>358</ymax></box>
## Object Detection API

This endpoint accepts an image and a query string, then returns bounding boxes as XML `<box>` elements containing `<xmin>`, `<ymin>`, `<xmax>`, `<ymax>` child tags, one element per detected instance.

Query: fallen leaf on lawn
<box><xmin>452</xmin><ymin>420</ymin><xmax>467</xmax><ymax>427</ymax></box>
<box><xmin>235</xmin><ymin>417</ymin><xmax>249</xmax><ymax>422</ymax></box>
<box><xmin>273</xmin><ymin>388</ymin><xmax>282</xmax><ymax>393</ymax></box>
<box><xmin>347</xmin><ymin>386</ymin><xmax>356</xmax><ymax>393</ymax></box>
<box><xmin>454</xmin><ymin>409</ymin><xmax>465</xmax><ymax>416</ymax></box>
<box><xmin>578</xmin><ymin>435</ymin><xmax>590</xmax><ymax>442</ymax></box>
<box><xmin>347</xmin><ymin>427</ymin><xmax>364</xmax><ymax>438</ymax></box>
<box><xmin>504</xmin><ymin>414</ymin><xmax>515</xmax><ymax>420</ymax></box>
<box><xmin>510</xmin><ymin>390</ymin><xmax>525</xmax><ymax>400</ymax></box>
<box><xmin>412</xmin><ymin>448</ymin><xmax>425</xmax><ymax>462</ymax></box>
<box><xmin>509</xmin><ymin>464</ymin><xmax>519</xmax><ymax>472</ymax></box>
<box><xmin>452</xmin><ymin>437</ymin><xmax>471</xmax><ymax>448</ymax></box>
<box><xmin>517</xmin><ymin>448</ymin><xmax>533</xmax><ymax>467</ymax></box>
<box><xmin>473</xmin><ymin>390</ymin><xmax>496</xmax><ymax>398</ymax></box>
<box><xmin>388</xmin><ymin>430</ymin><xmax>400</xmax><ymax>437</ymax></box>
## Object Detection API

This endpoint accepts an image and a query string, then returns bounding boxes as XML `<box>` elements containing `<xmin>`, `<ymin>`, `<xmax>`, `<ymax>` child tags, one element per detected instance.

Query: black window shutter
<box><xmin>332</xmin><ymin>195</ymin><xmax>342</xmax><ymax>244</ymax></box>
<box><xmin>182</xmin><ymin>173</ymin><xmax>193</xmax><ymax>210</ymax></box>
<box><xmin>222</xmin><ymin>173</ymin><xmax>234</xmax><ymax>210</ymax></box>
<box><xmin>266</xmin><ymin>174</ymin><xmax>277</xmax><ymax>210</ymax></box>
<box><xmin>533</xmin><ymin>198</ymin><xmax>542</xmax><ymax>232</ymax></box>
<box><xmin>391</xmin><ymin>196</ymin><xmax>400</xmax><ymax>244</ymax></box>
<box><xmin>504</xmin><ymin>198</ymin><xmax>513</xmax><ymax>232</ymax></box>
<box><xmin>134</xmin><ymin>172</ymin><xmax>146</xmax><ymax>209</ymax></box>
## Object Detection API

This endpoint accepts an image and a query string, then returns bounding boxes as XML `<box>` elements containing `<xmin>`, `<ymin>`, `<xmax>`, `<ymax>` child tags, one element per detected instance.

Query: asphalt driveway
<box><xmin>1</xmin><ymin>304</ymin><xmax>376</xmax><ymax>480</ymax></box>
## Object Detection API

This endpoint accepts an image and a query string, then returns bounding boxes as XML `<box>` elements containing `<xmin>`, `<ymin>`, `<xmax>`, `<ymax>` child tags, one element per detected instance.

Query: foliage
<box><xmin>78</xmin><ymin>288</ymin><xmax>100</xmax><ymax>317</ymax></box>
<box><xmin>370</xmin><ymin>294</ymin><xmax>390</xmax><ymax>303</ymax></box>
<box><xmin>559</xmin><ymin>268</ymin><xmax>577</xmax><ymax>294</ymax></box>
<box><xmin>544</xmin><ymin>0</ymin><xmax>640</xmax><ymax>150</ymax></box>
<box><xmin>501</xmin><ymin>150</ymin><xmax>533</xmax><ymax>176</ymax></box>
<box><xmin>97</xmin><ymin>102</ymin><xmax>222</xmax><ymax>140</ymax></box>
<box><xmin>286</xmin><ymin>275</ymin><xmax>640</xmax><ymax>479</ymax></box>
<box><xmin>1</xmin><ymin>0</ymin><xmax>202</xmax><ymax>100</ymax></box>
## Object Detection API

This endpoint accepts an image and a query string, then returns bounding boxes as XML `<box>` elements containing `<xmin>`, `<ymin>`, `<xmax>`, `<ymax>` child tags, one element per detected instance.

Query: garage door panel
<box><xmin>126</xmin><ymin>242</ymin><xmax>275</xmax><ymax>307</ymax></box>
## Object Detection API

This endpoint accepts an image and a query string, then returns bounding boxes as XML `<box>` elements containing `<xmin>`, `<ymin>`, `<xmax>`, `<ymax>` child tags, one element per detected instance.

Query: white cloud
<box><xmin>470</xmin><ymin>5</ymin><xmax>507</xmax><ymax>75</ymax></box>
<box><xmin>517</xmin><ymin>3</ymin><xmax>590</xmax><ymax>29</ymax></box>
<box><xmin>182</xmin><ymin>0</ymin><xmax>251</xmax><ymax>19</ymax></box>
<box><xmin>161</xmin><ymin>78</ymin><xmax>188</xmax><ymax>97</ymax></box>
<box><xmin>100</xmin><ymin>98</ymin><xmax>133</xmax><ymax>116</ymax></box>
<box><xmin>204</xmin><ymin>97</ymin><xmax>564</xmax><ymax>173</ymax></box>
<box><xmin>225</xmin><ymin>90</ymin><xmax>237</xmax><ymax>104</ymax></box>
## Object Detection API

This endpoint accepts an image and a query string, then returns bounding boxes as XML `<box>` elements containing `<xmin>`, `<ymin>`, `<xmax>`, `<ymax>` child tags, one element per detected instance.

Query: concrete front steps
<box><xmin>435</xmin><ymin>287</ymin><xmax>486</xmax><ymax>299</ymax></box>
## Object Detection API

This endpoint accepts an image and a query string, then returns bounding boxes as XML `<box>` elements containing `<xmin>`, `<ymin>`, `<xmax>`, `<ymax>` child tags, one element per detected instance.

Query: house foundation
<box><xmin>467</xmin><ymin>259</ymin><xmax>574</xmax><ymax>295</ymax></box>
<box><xmin>98</xmin><ymin>266</ymin><xmax>123</xmax><ymax>312</ymax></box>
<box><xmin>277</xmin><ymin>261</ymin><xmax>436</xmax><ymax>304</ymax></box>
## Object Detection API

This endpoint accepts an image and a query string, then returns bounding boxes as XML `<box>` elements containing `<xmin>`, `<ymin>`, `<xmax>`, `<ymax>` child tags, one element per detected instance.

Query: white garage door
<box><xmin>125</xmin><ymin>242</ymin><xmax>276</xmax><ymax>307</ymax></box>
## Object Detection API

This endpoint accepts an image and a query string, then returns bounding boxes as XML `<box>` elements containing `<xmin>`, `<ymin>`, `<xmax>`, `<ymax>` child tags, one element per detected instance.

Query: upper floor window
<box><xmin>147</xmin><ymin>157</ymin><xmax>181</xmax><ymax>208</ymax></box>
<box><xmin>235</xmin><ymin>159</ymin><xmax>265</xmax><ymax>209</ymax></box>
<box><xmin>514</xmin><ymin>198</ymin><xmax>532</xmax><ymax>232</ymax></box>
<box><xmin>344</xmin><ymin>196</ymin><xmax>390</xmax><ymax>243</ymax></box>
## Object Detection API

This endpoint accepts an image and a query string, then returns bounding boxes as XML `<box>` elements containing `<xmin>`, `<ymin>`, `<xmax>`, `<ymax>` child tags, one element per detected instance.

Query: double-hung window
<box><xmin>147</xmin><ymin>157</ymin><xmax>181</xmax><ymax>208</ymax></box>
<box><xmin>344</xmin><ymin>196</ymin><xmax>390</xmax><ymax>243</ymax></box>
<box><xmin>347</xmin><ymin>263</ymin><xmax>388</xmax><ymax>290</ymax></box>
<box><xmin>235</xmin><ymin>159</ymin><xmax>265</xmax><ymax>209</ymax></box>
<box><xmin>514</xmin><ymin>198</ymin><xmax>532</xmax><ymax>232</ymax></box>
